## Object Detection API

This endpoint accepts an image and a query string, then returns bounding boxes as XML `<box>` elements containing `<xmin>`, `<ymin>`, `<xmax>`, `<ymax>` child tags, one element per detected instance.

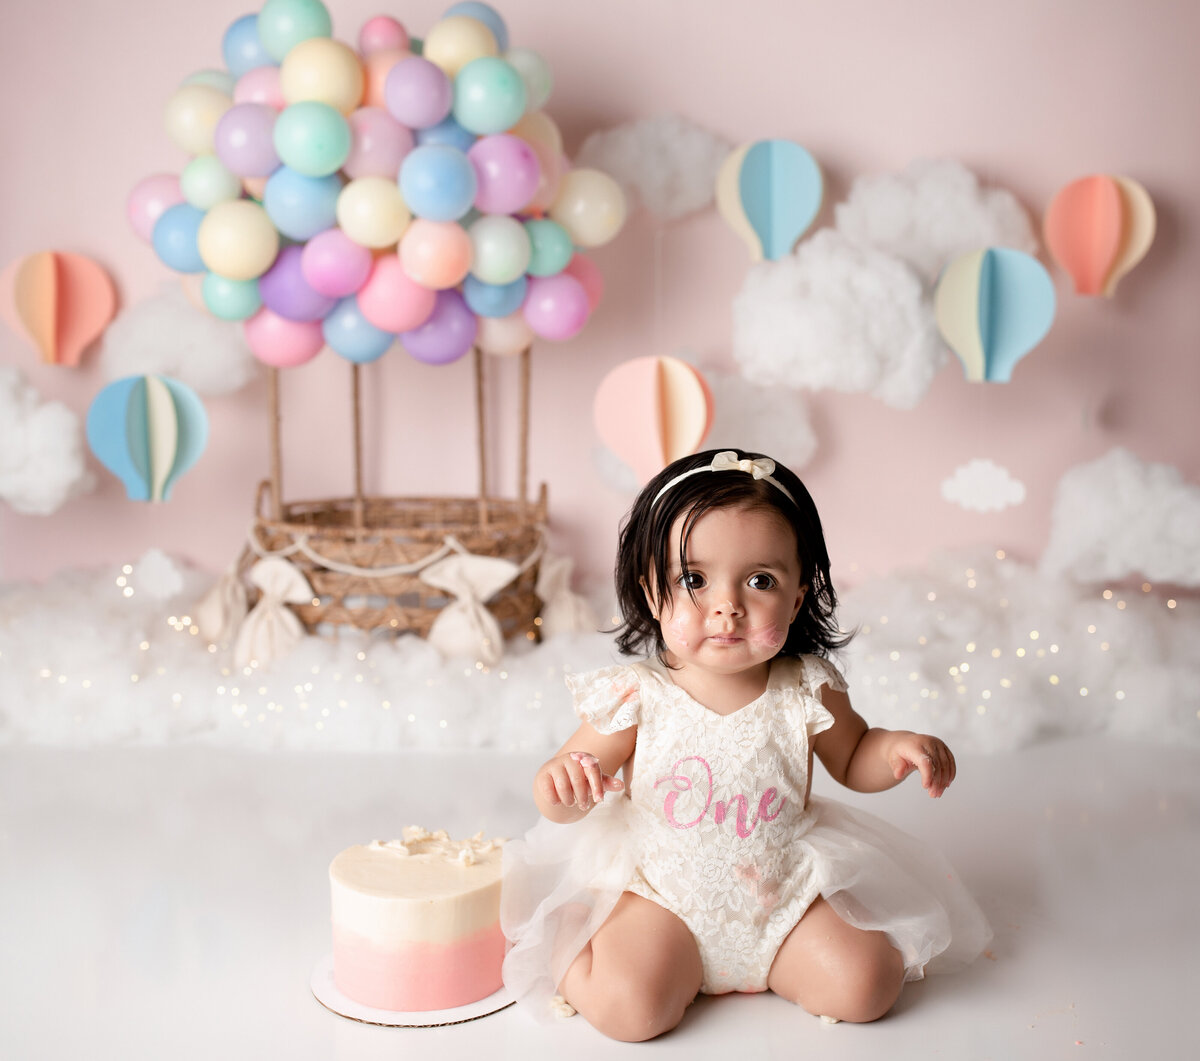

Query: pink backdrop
<box><xmin>2</xmin><ymin>0</ymin><xmax>1197</xmax><ymax>599</ymax></box>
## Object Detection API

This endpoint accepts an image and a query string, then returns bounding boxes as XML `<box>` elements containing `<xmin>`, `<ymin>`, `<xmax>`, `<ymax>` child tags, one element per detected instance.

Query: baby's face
<box><xmin>649</xmin><ymin>503</ymin><xmax>807</xmax><ymax>677</ymax></box>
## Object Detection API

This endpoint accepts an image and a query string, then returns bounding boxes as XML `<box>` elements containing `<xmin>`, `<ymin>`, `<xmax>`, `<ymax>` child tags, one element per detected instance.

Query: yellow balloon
<box><xmin>197</xmin><ymin>200</ymin><xmax>280</xmax><ymax>280</ymax></box>
<box><xmin>549</xmin><ymin>169</ymin><xmax>627</xmax><ymax>248</ymax></box>
<box><xmin>422</xmin><ymin>15</ymin><xmax>498</xmax><ymax>78</ymax></box>
<box><xmin>336</xmin><ymin>177</ymin><xmax>412</xmax><ymax>248</ymax></box>
<box><xmin>164</xmin><ymin>83</ymin><xmax>232</xmax><ymax>156</ymax></box>
<box><xmin>279</xmin><ymin>38</ymin><xmax>365</xmax><ymax>115</ymax></box>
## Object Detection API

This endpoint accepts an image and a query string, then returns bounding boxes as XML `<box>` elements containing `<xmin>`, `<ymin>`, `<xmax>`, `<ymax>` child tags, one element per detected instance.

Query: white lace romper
<box><xmin>501</xmin><ymin>654</ymin><xmax>992</xmax><ymax>1012</ymax></box>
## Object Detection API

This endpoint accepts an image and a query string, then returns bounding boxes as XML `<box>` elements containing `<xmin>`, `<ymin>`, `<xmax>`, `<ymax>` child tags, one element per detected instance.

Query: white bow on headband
<box><xmin>652</xmin><ymin>451</ymin><xmax>796</xmax><ymax>506</ymax></box>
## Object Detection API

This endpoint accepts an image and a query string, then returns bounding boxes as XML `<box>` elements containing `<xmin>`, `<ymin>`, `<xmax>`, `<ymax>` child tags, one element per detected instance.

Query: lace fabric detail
<box><xmin>566</xmin><ymin>663</ymin><xmax>643</xmax><ymax>734</ymax></box>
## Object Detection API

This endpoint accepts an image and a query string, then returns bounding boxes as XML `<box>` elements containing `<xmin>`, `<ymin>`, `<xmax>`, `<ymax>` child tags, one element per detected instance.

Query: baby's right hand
<box><xmin>539</xmin><ymin>751</ymin><xmax>624</xmax><ymax>812</ymax></box>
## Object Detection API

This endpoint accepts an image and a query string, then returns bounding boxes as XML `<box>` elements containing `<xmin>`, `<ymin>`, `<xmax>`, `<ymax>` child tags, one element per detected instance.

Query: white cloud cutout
<box><xmin>731</xmin><ymin>228</ymin><xmax>944</xmax><ymax>409</ymax></box>
<box><xmin>834</xmin><ymin>158</ymin><xmax>1039</xmax><ymax>283</ymax></box>
<box><xmin>1040</xmin><ymin>447</ymin><xmax>1200</xmax><ymax>586</ymax></box>
<box><xmin>99</xmin><ymin>285</ymin><xmax>259</xmax><ymax>397</ymax></box>
<box><xmin>941</xmin><ymin>458</ymin><xmax>1026</xmax><ymax>512</ymax></box>
<box><xmin>575</xmin><ymin>113</ymin><xmax>733</xmax><ymax>222</ymax></box>
<box><xmin>0</xmin><ymin>366</ymin><xmax>94</xmax><ymax>515</ymax></box>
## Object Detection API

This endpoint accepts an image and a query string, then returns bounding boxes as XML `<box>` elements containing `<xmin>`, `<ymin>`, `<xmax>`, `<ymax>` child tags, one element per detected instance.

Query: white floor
<box><xmin>3</xmin><ymin>735</ymin><xmax>1198</xmax><ymax>1060</ymax></box>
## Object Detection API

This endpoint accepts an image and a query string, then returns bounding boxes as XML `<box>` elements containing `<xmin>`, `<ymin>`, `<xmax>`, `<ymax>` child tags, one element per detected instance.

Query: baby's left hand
<box><xmin>887</xmin><ymin>733</ymin><xmax>956</xmax><ymax>798</ymax></box>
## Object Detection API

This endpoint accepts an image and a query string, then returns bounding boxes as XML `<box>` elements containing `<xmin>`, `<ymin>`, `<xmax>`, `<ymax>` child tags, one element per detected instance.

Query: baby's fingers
<box><xmin>570</xmin><ymin>751</ymin><xmax>605</xmax><ymax>803</ymax></box>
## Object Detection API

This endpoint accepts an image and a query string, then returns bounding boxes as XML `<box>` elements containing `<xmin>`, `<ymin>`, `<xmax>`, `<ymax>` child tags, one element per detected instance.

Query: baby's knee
<box><xmin>581</xmin><ymin>977</ymin><xmax>692</xmax><ymax>1042</ymax></box>
<box><xmin>823</xmin><ymin>940</ymin><xmax>905</xmax><ymax>1023</ymax></box>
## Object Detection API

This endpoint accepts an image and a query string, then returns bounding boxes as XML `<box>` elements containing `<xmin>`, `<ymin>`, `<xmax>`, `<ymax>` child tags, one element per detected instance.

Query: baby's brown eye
<box><xmin>677</xmin><ymin>571</ymin><xmax>705</xmax><ymax>590</ymax></box>
<box><xmin>748</xmin><ymin>574</ymin><xmax>777</xmax><ymax>590</ymax></box>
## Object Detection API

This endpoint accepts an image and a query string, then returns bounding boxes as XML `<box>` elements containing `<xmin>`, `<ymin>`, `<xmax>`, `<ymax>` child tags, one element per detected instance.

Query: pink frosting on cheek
<box><xmin>666</xmin><ymin>614</ymin><xmax>692</xmax><ymax>647</ymax></box>
<box><xmin>748</xmin><ymin>622</ymin><xmax>786</xmax><ymax>652</ymax></box>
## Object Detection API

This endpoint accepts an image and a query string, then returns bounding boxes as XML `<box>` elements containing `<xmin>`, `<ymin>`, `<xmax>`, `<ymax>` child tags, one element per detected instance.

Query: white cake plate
<box><xmin>311</xmin><ymin>954</ymin><xmax>514</xmax><ymax>1028</ymax></box>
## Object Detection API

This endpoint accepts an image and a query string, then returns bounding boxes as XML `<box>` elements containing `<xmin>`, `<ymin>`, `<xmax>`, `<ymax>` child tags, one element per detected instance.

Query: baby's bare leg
<box><xmin>766</xmin><ymin>896</ymin><xmax>904</xmax><ymax>1023</ymax></box>
<box><xmin>559</xmin><ymin>891</ymin><xmax>702</xmax><ymax>1042</ymax></box>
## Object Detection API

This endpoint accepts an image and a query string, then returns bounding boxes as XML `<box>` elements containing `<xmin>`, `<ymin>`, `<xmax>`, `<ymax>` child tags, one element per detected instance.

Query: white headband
<box><xmin>652</xmin><ymin>451</ymin><xmax>797</xmax><ymax>507</ymax></box>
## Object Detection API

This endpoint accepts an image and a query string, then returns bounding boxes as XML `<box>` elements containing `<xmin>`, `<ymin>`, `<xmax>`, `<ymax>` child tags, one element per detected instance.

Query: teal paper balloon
<box><xmin>86</xmin><ymin>376</ymin><xmax>209</xmax><ymax>501</ymax></box>
<box><xmin>716</xmin><ymin>140</ymin><xmax>823</xmax><ymax>262</ymax></box>
<box><xmin>934</xmin><ymin>248</ymin><xmax>1056</xmax><ymax>383</ymax></box>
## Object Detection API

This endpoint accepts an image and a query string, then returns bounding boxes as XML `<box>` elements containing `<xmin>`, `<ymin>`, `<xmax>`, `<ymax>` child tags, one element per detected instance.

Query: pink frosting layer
<box><xmin>332</xmin><ymin>922</ymin><xmax>505</xmax><ymax>1012</ymax></box>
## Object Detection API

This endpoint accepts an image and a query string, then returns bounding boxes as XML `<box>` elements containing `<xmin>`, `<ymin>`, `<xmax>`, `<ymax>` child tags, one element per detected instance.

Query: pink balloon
<box><xmin>302</xmin><ymin>228</ymin><xmax>374</xmax><ymax>297</ymax></box>
<box><xmin>359</xmin><ymin>15</ymin><xmax>409</xmax><ymax>55</ymax></box>
<box><xmin>523</xmin><ymin>273</ymin><xmax>589</xmax><ymax>341</ymax></box>
<box><xmin>467</xmin><ymin>134</ymin><xmax>541</xmax><ymax>215</ymax></box>
<box><xmin>562</xmin><ymin>253</ymin><xmax>604</xmax><ymax>312</ymax></box>
<box><xmin>357</xmin><ymin>254</ymin><xmax>437</xmax><ymax>332</ymax></box>
<box><xmin>127</xmin><ymin>173</ymin><xmax>184</xmax><ymax>243</ymax></box>
<box><xmin>234</xmin><ymin>66</ymin><xmax>285</xmax><ymax>110</ymax></box>
<box><xmin>243</xmin><ymin>307</ymin><xmax>325</xmax><ymax>367</ymax></box>
<box><xmin>343</xmin><ymin>107</ymin><xmax>414</xmax><ymax>179</ymax></box>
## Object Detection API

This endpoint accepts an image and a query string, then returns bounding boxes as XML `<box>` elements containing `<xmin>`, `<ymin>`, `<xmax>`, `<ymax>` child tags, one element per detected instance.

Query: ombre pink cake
<box><xmin>329</xmin><ymin>828</ymin><xmax>506</xmax><ymax>1012</ymax></box>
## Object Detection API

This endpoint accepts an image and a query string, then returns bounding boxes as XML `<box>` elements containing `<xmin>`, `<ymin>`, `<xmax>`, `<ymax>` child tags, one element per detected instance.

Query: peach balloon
<box><xmin>356</xmin><ymin>254</ymin><xmax>437</xmax><ymax>332</ymax></box>
<box><xmin>362</xmin><ymin>47</ymin><xmax>410</xmax><ymax>108</ymax></box>
<box><xmin>476</xmin><ymin>309</ymin><xmax>534</xmax><ymax>357</ymax></box>
<box><xmin>399</xmin><ymin>219</ymin><xmax>473</xmax><ymax>289</ymax></box>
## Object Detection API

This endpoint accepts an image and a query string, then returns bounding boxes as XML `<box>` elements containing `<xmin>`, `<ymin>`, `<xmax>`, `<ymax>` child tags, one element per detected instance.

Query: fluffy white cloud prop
<box><xmin>941</xmin><ymin>459</ymin><xmax>1026</xmax><ymax>512</ymax></box>
<box><xmin>731</xmin><ymin>229</ymin><xmax>944</xmax><ymax>409</ymax></box>
<box><xmin>1041</xmin><ymin>447</ymin><xmax>1200</xmax><ymax>586</ymax></box>
<box><xmin>834</xmin><ymin>158</ymin><xmax>1040</xmax><ymax>283</ymax></box>
<box><xmin>98</xmin><ymin>285</ymin><xmax>259</xmax><ymax>396</ymax></box>
<box><xmin>0</xmin><ymin>366</ymin><xmax>94</xmax><ymax>515</ymax></box>
<box><xmin>575</xmin><ymin>114</ymin><xmax>733</xmax><ymax>222</ymax></box>
<box><xmin>839</xmin><ymin>549</ymin><xmax>1200</xmax><ymax>753</ymax></box>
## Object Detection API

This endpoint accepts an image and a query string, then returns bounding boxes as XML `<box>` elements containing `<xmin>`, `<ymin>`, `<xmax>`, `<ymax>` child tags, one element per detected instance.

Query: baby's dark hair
<box><xmin>613</xmin><ymin>448</ymin><xmax>851</xmax><ymax>661</ymax></box>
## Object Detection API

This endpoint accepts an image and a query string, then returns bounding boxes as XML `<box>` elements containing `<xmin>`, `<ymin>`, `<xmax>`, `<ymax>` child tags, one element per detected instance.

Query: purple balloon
<box><xmin>384</xmin><ymin>57</ymin><xmax>453</xmax><ymax>130</ymax></box>
<box><xmin>400</xmin><ymin>289</ymin><xmax>478</xmax><ymax>364</ymax></box>
<box><xmin>468</xmin><ymin>134</ymin><xmax>541</xmax><ymax>215</ymax></box>
<box><xmin>214</xmin><ymin>102</ymin><xmax>280</xmax><ymax>178</ymax></box>
<box><xmin>523</xmin><ymin>274</ymin><xmax>589</xmax><ymax>341</ymax></box>
<box><xmin>259</xmin><ymin>245</ymin><xmax>338</xmax><ymax>322</ymax></box>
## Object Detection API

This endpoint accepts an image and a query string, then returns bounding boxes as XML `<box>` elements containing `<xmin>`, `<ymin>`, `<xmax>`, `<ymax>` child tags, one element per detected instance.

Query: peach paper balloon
<box><xmin>594</xmin><ymin>356</ymin><xmax>713</xmax><ymax>483</ymax></box>
<box><xmin>1</xmin><ymin>251</ymin><xmax>116</xmax><ymax>366</ymax></box>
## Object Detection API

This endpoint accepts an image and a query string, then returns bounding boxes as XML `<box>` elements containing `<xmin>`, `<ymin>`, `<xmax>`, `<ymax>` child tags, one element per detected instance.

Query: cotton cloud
<box><xmin>575</xmin><ymin>114</ymin><xmax>733</xmax><ymax>222</ymax></box>
<box><xmin>731</xmin><ymin>228</ymin><xmax>944</xmax><ymax>409</ymax></box>
<box><xmin>99</xmin><ymin>285</ymin><xmax>259</xmax><ymax>396</ymax></box>
<box><xmin>1040</xmin><ymin>447</ymin><xmax>1200</xmax><ymax>586</ymax></box>
<box><xmin>0</xmin><ymin>366</ymin><xmax>94</xmax><ymax>515</ymax></box>
<box><xmin>941</xmin><ymin>459</ymin><xmax>1026</xmax><ymax>512</ymax></box>
<box><xmin>834</xmin><ymin>158</ymin><xmax>1039</xmax><ymax>283</ymax></box>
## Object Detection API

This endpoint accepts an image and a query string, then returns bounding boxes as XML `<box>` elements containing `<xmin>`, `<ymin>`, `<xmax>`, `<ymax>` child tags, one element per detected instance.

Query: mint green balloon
<box><xmin>452</xmin><ymin>57</ymin><xmax>527</xmax><ymax>135</ymax></box>
<box><xmin>273</xmin><ymin>101</ymin><xmax>350</xmax><ymax>177</ymax></box>
<box><xmin>202</xmin><ymin>272</ymin><xmax>263</xmax><ymax>321</ymax></box>
<box><xmin>257</xmin><ymin>0</ymin><xmax>332</xmax><ymax>61</ymax></box>
<box><xmin>181</xmin><ymin>155</ymin><xmax>242</xmax><ymax>210</ymax></box>
<box><xmin>524</xmin><ymin>218</ymin><xmax>573</xmax><ymax>277</ymax></box>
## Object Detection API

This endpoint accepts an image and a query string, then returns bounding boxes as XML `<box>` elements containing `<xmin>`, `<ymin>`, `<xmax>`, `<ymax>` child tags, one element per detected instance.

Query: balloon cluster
<box><xmin>128</xmin><ymin>0</ymin><xmax>626</xmax><ymax>367</ymax></box>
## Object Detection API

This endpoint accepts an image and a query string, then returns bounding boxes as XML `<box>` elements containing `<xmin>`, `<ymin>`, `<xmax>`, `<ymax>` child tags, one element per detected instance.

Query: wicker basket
<box><xmin>239</xmin><ymin>481</ymin><xmax>548</xmax><ymax>640</ymax></box>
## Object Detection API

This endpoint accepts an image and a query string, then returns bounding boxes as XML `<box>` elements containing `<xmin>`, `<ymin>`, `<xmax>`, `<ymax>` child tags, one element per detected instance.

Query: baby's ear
<box><xmin>791</xmin><ymin>584</ymin><xmax>808</xmax><ymax>622</ymax></box>
<box><xmin>640</xmin><ymin>576</ymin><xmax>660</xmax><ymax>620</ymax></box>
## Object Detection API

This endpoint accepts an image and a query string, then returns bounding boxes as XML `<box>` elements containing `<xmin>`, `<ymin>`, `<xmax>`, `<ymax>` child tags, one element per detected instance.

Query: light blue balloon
<box><xmin>263</xmin><ymin>166</ymin><xmax>342</xmax><ymax>240</ymax></box>
<box><xmin>152</xmin><ymin>203</ymin><xmax>206</xmax><ymax>273</ymax></box>
<box><xmin>222</xmin><ymin>14</ymin><xmax>275</xmax><ymax>78</ymax></box>
<box><xmin>323</xmin><ymin>298</ymin><xmax>395</xmax><ymax>363</ymax></box>
<box><xmin>979</xmin><ymin>248</ymin><xmax>1057</xmax><ymax>383</ymax></box>
<box><xmin>443</xmin><ymin>2</ymin><xmax>508</xmax><ymax>51</ymax></box>
<box><xmin>257</xmin><ymin>0</ymin><xmax>332</xmax><ymax>62</ymax></box>
<box><xmin>414</xmin><ymin>114</ymin><xmax>477</xmax><ymax>153</ymax></box>
<box><xmin>524</xmin><ymin>218</ymin><xmax>573</xmax><ymax>277</ymax></box>
<box><xmin>399</xmin><ymin>144</ymin><xmax>477</xmax><ymax>221</ymax></box>
<box><xmin>202</xmin><ymin>273</ymin><xmax>262</xmax><ymax>321</ymax></box>
<box><xmin>463</xmin><ymin>274</ymin><xmax>527</xmax><ymax>318</ymax></box>
<box><xmin>452</xmin><ymin>57</ymin><xmax>527</xmax><ymax>135</ymax></box>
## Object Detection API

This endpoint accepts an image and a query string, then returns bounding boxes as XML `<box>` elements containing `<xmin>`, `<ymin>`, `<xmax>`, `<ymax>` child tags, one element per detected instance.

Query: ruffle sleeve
<box><xmin>795</xmin><ymin>654</ymin><xmax>847</xmax><ymax>738</ymax></box>
<box><xmin>564</xmin><ymin>664</ymin><xmax>642</xmax><ymax>734</ymax></box>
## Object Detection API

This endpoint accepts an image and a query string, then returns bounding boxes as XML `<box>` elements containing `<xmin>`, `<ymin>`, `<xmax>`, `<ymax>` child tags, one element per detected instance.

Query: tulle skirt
<box><xmin>500</xmin><ymin>794</ymin><xmax>992</xmax><ymax>1020</ymax></box>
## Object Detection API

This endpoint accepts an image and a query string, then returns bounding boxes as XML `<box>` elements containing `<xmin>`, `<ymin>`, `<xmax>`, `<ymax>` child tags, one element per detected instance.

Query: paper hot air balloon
<box><xmin>0</xmin><ymin>251</ymin><xmax>116</xmax><ymax>366</ymax></box>
<box><xmin>1043</xmin><ymin>174</ymin><xmax>1155</xmax><ymax>297</ymax></box>
<box><xmin>86</xmin><ymin>375</ymin><xmax>209</xmax><ymax>501</ymax></box>
<box><xmin>716</xmin><ymin>140</ymin><xmax>823</xmax><ymax>262</ymax></box>
<box><xmin>594</xmin><ymin>356</ymin><xmax>713</xmax><ymax>483</ymax></box>
<box><xmin>935</xmin><ymin>248</ymin><xmax>1056</xmax><ymax>383</ymax></box>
